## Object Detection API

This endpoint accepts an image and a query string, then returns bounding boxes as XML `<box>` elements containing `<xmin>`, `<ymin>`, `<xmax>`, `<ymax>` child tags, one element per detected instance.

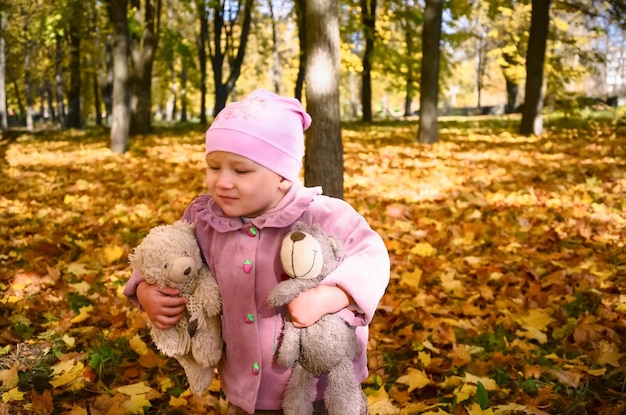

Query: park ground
<box><xmin>0</xmin><ymin>109</ymin><xmax>625</xmax><ymax>414</ymax></box>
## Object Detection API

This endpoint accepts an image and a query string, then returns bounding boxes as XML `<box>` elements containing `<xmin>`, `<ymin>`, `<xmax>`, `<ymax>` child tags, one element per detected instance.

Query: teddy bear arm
<box><xmin>266</xmin><ymin>279</ymin><xmax>319</xmax><ymax>307</ymax></box>
<box><xmin>188</xmin><ymin>312</ymin><xmax>222</xmax><ymax>367</ymax></box>
<box><xmin>277</xmin><ymin>321</ymin><xmax>301</xmax><ymax>368</ymax></box>
<box><xmin>194</xmin><ymin>270</ymin><xmax>222</xmax><ymax>317</ymax></box>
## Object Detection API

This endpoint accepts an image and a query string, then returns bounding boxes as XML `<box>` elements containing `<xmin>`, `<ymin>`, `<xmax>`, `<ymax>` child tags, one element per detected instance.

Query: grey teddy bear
<box><xmin>266</xmin><ymin>222</ymin><xmax>366</xmax><ymax>415</ymax></box>
<box><xmin>129</xmin><ymin>220</ymin><xmax>222</xmax><ymax>396</ymax></box>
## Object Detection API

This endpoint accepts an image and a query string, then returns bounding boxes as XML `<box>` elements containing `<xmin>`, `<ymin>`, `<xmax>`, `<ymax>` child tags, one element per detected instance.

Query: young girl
<box><xmin>124</xmin><ymin>89</ymin><xmax>390</xmax><ymax>415</ymax></box>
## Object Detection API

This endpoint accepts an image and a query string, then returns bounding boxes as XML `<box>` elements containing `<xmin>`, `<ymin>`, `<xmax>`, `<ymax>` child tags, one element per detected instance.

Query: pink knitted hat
<box><xmin>205</xmin><ymin>89</ymin><xmax>312</xmax><ymax>182</ymax></box>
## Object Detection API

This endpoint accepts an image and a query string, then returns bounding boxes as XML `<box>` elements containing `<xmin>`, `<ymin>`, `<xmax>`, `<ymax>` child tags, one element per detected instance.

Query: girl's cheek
<box><xmin>205</xmin><ymin>170</ymin><xmax>213</xmax><ymax>188</ymax></box>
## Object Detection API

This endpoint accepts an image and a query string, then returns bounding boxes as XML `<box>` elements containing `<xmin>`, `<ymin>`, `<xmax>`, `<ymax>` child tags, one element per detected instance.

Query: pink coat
<box><xmin>124</xmin><ymin>184</ymin><xmax>390</xmax><ymax>413</ymax></box>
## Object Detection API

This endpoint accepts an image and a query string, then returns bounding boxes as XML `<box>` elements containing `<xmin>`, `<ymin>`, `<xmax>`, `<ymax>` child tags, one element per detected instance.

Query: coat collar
<box><xmin>195</xmin><ymin>183</ymin><xmax>322</xmax><ymax>232</ymax></box>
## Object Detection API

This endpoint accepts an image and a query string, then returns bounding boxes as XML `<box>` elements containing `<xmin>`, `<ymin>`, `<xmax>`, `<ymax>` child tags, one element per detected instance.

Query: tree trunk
<box><xmin>102</xmin><ymin>36</ymin><xmax>113</xmax><ymax>125</ymax></box>
<box><xmin>12</xmin><ymin>81</ymin><xmax>24</xmax><ymax>120</ymax></box>
<box><xmin>520</xmin><ymin>0</ymin><xmax>551</xmax><ymax>136</ymax></box>
<box><xmin>210</xmin><ymin>0</ymin><xmax>253</xmax><ymax>116</ymax></box>
<box><xmin>66</xmin><ymin>17</ymin><xmax>82</xmax><ymax>129</ymax></box>
<box><xmin>165</xmin><ymin>59</ymin><xmax>177</xmax><ymax>122</ymax></box>
<box><xmin>268</xmin><ymin>0</ymin><xmax>281</xmax><ymax>94</ymax></box>
<box><xmin>403</xmin><ymin>10</ymin><xmax>416</xmax><ymax>117</ymax></box>
<box><xmin>196</xmin><ymin>0</ymin><xmax>208</xmax><ymax>125</ymax></box>
<box><xmin>475</xmin><ymin>36</ymin><xmax>486</xmax><ymax>109</ymax></box>
<box><xmin>303</xmin><ymin>0</ymin><xmax>343</xmax><ymax>199</ymax></box>
<box><xmin>505</xmin><ymin>78</ymin><xmax>519</xmax><ymax>113</ymax></box>
<box><xmin>417</xmin><ymin>0</ymin><xmax>443</xmax><ymax>144</ymax></box>
<box><xmin>404</xmin><ymin>85</ymin><xmax>412</xmax><ymax>116</ymax></box>
<box><xmin>294</xmin><ymin>0</ymin><xmax>306</xmax><ymax>101</ymax></box>
<box><xmin>93</xmin><ymin>74</ymin><xmax>102</xmax><ymax>126</ymax></box>
<box><xmin>93</xmin><ymin>20</ymin><xmax>103</xmax><ymax>127</ymax></box>
<box><xmin>128</xmin><ymin>0</ymin><xmax>161</xmax><ymax>135</ymax></box>
<box><xmin>21</xmin><ymin>7</ymin><xmax>34</xmax><ymax>131</ymax></box>
<box><xmin>45</xmin><ymin>82</ymin><xmax>55</xmax><ymax>122</ymax></box>
<box><xmin>24</xmin><ymin>49</ymin><xmax>34</xmax><ymax>131</ymax></box>
<box><xmin>107</xmin><ymin>0</ymin><xmax>130</xmax><ymax>153</ymax></box>
<box><xmin>180</xmin><ymin>65</ymin><xmax>188</xmax><ymax>122</ymax></box>
<box><xmin>360</xmin><ymin>0</ymin><xmax>376</xmax><ymax>123</ymax></box>
<box><xmin>55</xmin><ymin>34</ymin><xmax>66</xmax><ymax>127</ymax></box>
<box><xmin>0</xmin><ymin>10</ymin><xmax>7</xmax><ymax>130</ymax></box>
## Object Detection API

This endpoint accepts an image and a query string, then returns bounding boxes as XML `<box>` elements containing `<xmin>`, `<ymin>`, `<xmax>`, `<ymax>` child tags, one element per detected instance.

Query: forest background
<box><xmin>0</xmin><ymin>0</ymin><xmax>625</xmax><ymax>133</ymax></box>
<box><xmin>1</xmin><ymin>0</ymin><xmax>626</xmax><ymax>414</ymax></box>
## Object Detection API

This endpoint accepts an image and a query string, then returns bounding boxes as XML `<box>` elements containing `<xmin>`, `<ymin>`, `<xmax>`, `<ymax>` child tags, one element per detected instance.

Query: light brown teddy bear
<box><xmin>266</xmin><ymin>222</ymin><xmax>366</xmax><ymax>415</ymax></box>
<box><xmin>129</xmin><ymin>220</ymin><xmax>222</xmax><ymax>395</ymax></box>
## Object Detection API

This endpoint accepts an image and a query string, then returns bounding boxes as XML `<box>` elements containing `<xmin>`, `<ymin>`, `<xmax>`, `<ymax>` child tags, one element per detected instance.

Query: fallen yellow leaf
<box><xmin>69</xmin><ymin>281</ymin><xmax>91</xmax><ymax>295</ymax></box>
<box><xmin>468</xmin><ymin>402</ymin><xmax>494</xmax><ymax>415</ymax></box>
<box><xmin>50</xmin><ymin>360</ymin><xmax>85</xmax><ymax>388</ymax></box>
<box><xmin>367</xmin><ymin>386</ymin><xmax>400</xmax><ymax>414</ymax></box>
<box><xmin>129</xmin><ymin>334</ymin><xmax>149</xmax><ymax>356</ymax></box>
<box><xmin>400</xmin><ymin>268</ymin><xmax>422</xmax><ymax>289</ymax></box>
<box><xmin>2</xmin><ymin>387</ymin><xmax>25</xmax><ymax>403</ymax></box>
<box><xmin>464</xmin><ymin>373</ymin><xmax>498</xmax><ymax>390</ymax></box>
<box><xmin>117</xmin><ymin>382</ymin><xmax>154</xmax><ymax>396</ymax></box>
<box><xmin>410</xmin><ymin>242</ymin><xmax>437</xmax><ymax>257</ymax></box>
<box><xmin>70</xmin><ymin>305</ymin><xmax>94</xmax><ymax>323</ymax></box>
<box><xmin>596</xmin><ymin>349</ymin><xmax>622</xmax><ymax>368</ymax></box>
<box><xmin>0</xmin><ymin>364</ymin><xmax>19</xmax><ymax>389</ymax></box>
<box><xmin>122</xmin><ymin>393</ymin><xmax>152</xmax><ymax>414</ymax></box>
<box><xmin>516</xmin><ymin>309</ymin><xmax>554</xmax><ymax>344</ymax></box>
<box><xmin>104</xmin><ymin>244</ymin><xmax>124</xmax><ymax>264</ymax></box>
<box><xmin>396</xmin><ymin>368</ymin><xmax>431</xmax><ymax>392</ymax></box>
<box><xmin>62</xmin><ymin>335</ymin><xmax>76</xmax><ymax>347</ymax></box>
<box><xmin>66</xmin><ymin>262</ymin><xmax>93</xmax><ymax>277</ymax></box>
<box><xmin>169</xmin><ymin>394</ymin><xmax>187</xmax><ymax>407</ymax></box>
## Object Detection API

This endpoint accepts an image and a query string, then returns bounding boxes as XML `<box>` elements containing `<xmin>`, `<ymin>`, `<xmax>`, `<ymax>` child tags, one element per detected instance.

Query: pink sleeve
<box><xmin>123</xmin><ymin>268</ymin><xmax>146</xmax><ymax>307</ymax></box>
<box><xmin>309</xmin><ymin>200</ymin><xmax>391</xmax><ymax>327</ymax></box>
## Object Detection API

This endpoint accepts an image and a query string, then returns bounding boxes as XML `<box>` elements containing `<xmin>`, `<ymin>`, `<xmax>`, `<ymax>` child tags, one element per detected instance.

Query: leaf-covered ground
<box><xmin>1</xmin><ymin>111</ymin><xmax>625</xmax><ymax>415</ymax></box>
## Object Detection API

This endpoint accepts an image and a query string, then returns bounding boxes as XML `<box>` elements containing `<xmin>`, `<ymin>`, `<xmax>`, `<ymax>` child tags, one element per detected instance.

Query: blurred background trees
<box><xmin>0</xmin><ymin>0</ymin><xmax>624</xmax><ymax>139</ymax></box>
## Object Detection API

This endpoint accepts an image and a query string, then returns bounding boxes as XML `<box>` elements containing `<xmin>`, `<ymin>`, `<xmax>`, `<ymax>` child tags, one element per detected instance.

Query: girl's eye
<box><xmin>207</xmin><ymin>166</ymin><xmax>219</xmax><ymax>171</ymax></box>
<box><xmin>235</xmin><ymin>169</ymin><xmax>250</xmax><ymax>174</ymax></box>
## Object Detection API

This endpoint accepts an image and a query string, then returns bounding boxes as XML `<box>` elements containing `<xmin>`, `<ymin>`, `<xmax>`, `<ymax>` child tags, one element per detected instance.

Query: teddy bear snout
<box><xmin>168</xmin><ymin>257</ymin><xmax>197</xmax><ymax>283</ymax></box>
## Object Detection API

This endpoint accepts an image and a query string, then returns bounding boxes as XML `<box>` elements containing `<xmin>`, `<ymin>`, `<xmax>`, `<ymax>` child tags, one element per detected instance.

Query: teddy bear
<box><xmin>266</xmin><ymin>222</ymin><xmax>366</xmax><ymax>415</ymax></box>
<box><xmin>129</xmin><ymin>220</ymin><xmax>223</xmax><ymax>395</ymax></box>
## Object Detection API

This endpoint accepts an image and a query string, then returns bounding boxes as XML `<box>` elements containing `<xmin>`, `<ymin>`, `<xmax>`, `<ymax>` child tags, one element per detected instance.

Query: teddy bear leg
<box><xmin>324</xmin><ymin>359</ymin><xmax>363</xmax><ymax>415</ymax></box>
<box><xmin>282</xmin><ymin>362</ymin><xmax>315</xmax><ymax>415</ymax></box>
<box><xmin>178</xmin><ymin>355</ymin><xmax>214</xmax><ymax>396</ymax></box>
<box><xmin>277</xmin><ymin>321</ymin><xmax>301</xmax><ymax>368</ymax></box>
<box><xmin>150</xmin><ymin>325</ymin><xmax>191</xmax><ymax>357</ymax></box>
<box><xmin>191</xmin><ymin>319</ymin><xmax>223</xmax><ymax>368</ymax></box>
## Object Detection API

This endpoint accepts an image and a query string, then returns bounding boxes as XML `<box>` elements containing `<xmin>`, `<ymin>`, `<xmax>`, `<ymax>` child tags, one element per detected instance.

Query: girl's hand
<box><xmin>137</xmin><ymin>281</ymin><xmax>188</xmax><ymax>330</ymax></box>
<box><xmin>287</xmin><ymin>285</ymin><xmax>351</xmax><ymax>328</ymax></box>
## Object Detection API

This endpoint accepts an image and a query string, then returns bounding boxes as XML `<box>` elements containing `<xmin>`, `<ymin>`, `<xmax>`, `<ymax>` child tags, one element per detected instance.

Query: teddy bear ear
<box><xmin>328</xmin><ymin>235</ymin><xmax>345</xmax><ymax>259</ymax></box>
<box><xmin>174</xmin><ymin>220</ymin><xmax>196</xmax><ymax>234</ymax></box>
<box><xmin>128</xmin><ymin>247</ymin><xmax>143</xmax><ymax>268</ymax></box>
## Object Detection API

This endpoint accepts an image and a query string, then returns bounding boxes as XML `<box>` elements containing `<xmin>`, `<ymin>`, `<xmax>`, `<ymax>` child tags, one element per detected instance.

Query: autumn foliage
<box><xmin>1</xmin><ymin>111</ymin><xmax>625</xmax><ymax>415</ymax></box>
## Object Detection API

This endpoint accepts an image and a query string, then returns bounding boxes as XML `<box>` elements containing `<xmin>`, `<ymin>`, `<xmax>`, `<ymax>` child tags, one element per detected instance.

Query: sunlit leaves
<box><xmin>2</xmin><ymin>113</ymin><xmax>626</xmax><ymax>413</ymax></box>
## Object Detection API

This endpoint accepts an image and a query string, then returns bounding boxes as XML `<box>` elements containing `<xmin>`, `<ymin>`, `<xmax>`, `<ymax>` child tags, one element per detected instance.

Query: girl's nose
<box><xmin>215</xmin><ymin>171</ymin><xmax>234</xmax><ymax>188</ymax></box>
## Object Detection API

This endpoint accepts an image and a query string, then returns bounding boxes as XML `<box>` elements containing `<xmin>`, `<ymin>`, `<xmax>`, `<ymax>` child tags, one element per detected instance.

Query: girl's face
<box><xmin>205</xmin><ymin>151</ymin><xmax>290</xmax><ymax>218</ymax></box>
